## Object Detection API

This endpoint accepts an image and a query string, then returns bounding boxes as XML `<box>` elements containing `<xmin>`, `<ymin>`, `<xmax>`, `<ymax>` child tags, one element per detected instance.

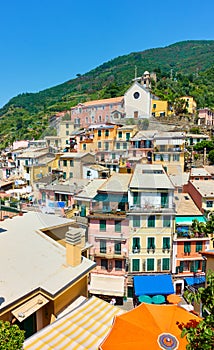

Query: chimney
<box><xmin>65</xmin><ymin>227</ymin><xmax>82</xmax><ymax>267</ymax></box>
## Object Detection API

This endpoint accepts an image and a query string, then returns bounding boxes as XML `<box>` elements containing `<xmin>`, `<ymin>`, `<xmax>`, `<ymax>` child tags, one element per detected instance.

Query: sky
<box><xmin>0</xmin><ymin>0</ymin><xmax>213</xmax><ymax>108</ymax></box>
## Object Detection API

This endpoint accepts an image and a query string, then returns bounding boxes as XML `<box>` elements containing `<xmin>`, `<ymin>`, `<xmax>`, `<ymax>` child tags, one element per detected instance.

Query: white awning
<box><xmin>12</xmin><ymin>294</ymin><xmax>49</xmax><ymax>322</ymax></box>
<box><xmin>89</xmin><ymin>274</ymin><xmax>125</xmax><ymax>296</ymax></box>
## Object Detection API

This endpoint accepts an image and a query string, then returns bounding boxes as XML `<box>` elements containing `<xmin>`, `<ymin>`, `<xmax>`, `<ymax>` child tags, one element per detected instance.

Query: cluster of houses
<box><xmin>0</xmin><ymin>72</ymin><xmax>213</xmax><ymax>343</ymax></box>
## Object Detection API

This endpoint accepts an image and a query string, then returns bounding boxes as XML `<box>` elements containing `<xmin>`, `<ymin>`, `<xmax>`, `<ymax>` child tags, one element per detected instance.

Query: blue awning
<box><xmin>94</xmin><ymin>193</ymin><xmax>128</xmax><ymax>203</ymax></box>
<box><xmin>133</xmin><ymin>274</ymin><xmax>174</xmax><ymax>296</ymax></box>
<box><xmin>185</xmin><ymin>276</ymin><xmax>206</xmax><ymax>286</ymax></box>
<box><xmin>176</xmin><ymin>216</ymin><xmax>206</xmax><ymax>225</ymax></box>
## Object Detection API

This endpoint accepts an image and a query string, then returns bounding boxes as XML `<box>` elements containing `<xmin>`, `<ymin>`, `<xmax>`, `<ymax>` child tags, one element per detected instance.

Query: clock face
<box><xmin>133</xmin><ymin>91</ymin><xmax>140</xmax><ymax>99</ymax></box>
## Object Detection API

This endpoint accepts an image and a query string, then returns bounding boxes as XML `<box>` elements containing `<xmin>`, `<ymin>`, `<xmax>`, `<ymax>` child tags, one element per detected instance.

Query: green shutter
<box><xmin>133</xmin><ymin>192</ymin><xmax>140</xmax><ymax>205</ymax></box>
<box><xmin>184</xmin><ymin>242</ymin><xmax>191</xmax><ymax>253</ymax></box>
<box><xmin>114</xmin><ymin>242</ymin><xmax>121</xmax><ymax>254</ymax></box>
<box><xmin>179</xmin><ymin>261</ymin><xmax>184</xmax><ymax>272</ymax></box>
<box><xmin>132</xmin><ymin>259</ymin><xmax>140</xmax><ymax>272</ymax></box>
<box><xmin>133</xmin><ymin>237</ymin><xmax>140</xmax><ymax>252</ymax></box>
<box><xmin>148</xmin><ymin>215</ymin><xmax>155</xmax><ymax>227</ymax></box>
<box><xmin>133</xmin><ymin>216</ymin><xmax>140</xmax><ymax>227</ymax></box>
<box><xmin>147</xmin><ymin>237</ymin><xmax>155</xmax><ymax>249</ymax></box>
<box><xmin>100</xmin><ymin>240</ymin><xmax>106</xmax><ymax>253</ymax></box>
<box><xmin>163</xmin><ymin>237</ymin><xmax>170</xmax><ymax>249</ymax></box>
<box><xmin>115</xmin><ymin>221</ymin><xmax>121</xmax><ymax>232</ymax></box>
<box><xmin>196</xmin><ymin>241</ymin><xmax>202</xmax><ymax>252</ymax></box>
<box><xmin>147</xmin><ymin>258</ymin><xmax>154</xmax><ymax>271</ymax></box>
<box><xmin>162</xmin><ymin>258</ymin><xmax>170</xmax><ymax>270</ymax></box>
<box><xmin>100</xmin><ymin>220</ymin><xmax>106</xmax><ymax>231</ymax></box>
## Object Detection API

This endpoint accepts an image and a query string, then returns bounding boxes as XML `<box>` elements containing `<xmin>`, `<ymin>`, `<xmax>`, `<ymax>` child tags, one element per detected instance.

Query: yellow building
<box><xmin>179</xmin><ymin>96</ymin><xmax>197</xmax><ymax>114</ymax></box>
<box><xmin>127</xmin><ymin>165</ymin><xmax>175</xmax><ymax>280</ymax></box>
<box><xmin>151</xmin><ymin>99</ymin><xmax>169</xmax><ymax>117</ymax></box>
<box><xmin>0</xmin><ymin>212</ymin><xmax>95</xmax><ymax>338</ymax></box>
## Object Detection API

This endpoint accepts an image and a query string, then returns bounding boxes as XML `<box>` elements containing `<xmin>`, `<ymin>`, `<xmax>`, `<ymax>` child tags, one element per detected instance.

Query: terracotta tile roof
<box><xmin>76</xmin><ymin>96</ymin><xmax>123</xmax><ymax>107</ymax></box>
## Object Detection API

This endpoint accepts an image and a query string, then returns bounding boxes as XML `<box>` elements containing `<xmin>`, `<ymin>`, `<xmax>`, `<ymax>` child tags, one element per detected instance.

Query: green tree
<box><xmin>0</xmin><ymin>321</ymin><xmax>25</xmax><ymax>349</ymax></box>
<box><xmin>194</xmin><ymin>140</ymin><xmax>214</xmax><ymax>153</ymax></box>
<box><xmin>179</xmin><ymin>270</ymin><xmax>214</xmax><ymax>350</ymax></box>
<box><xmin>208</xmin><ymin>150</ymin><xmax>214</xmax><ymax>164</ymax></box>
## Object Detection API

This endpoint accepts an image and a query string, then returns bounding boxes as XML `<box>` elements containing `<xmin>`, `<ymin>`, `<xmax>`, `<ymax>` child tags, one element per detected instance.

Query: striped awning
<box><xmin>24</xmin><ymin>296</ymin><xmax>124</xmax><ymax>349</ymax></box>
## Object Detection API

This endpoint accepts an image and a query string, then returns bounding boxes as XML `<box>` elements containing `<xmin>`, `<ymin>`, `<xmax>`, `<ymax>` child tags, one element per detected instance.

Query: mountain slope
<box><xmin>0</xmin><ymin>40</ymin><xmax>214</xmax><ymax>147</ymax></box>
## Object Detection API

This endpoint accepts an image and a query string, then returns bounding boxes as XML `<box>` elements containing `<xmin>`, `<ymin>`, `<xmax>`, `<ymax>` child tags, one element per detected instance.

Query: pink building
<box><xmin>70</xmin><ymin>97</ymin><xmax>124</xmax><ymax>128</ymax></box>
<box><xmin>198</xmin><ymin>108</ymin><xmax>214</xmax><ymax>126</ymax></box>
<box><xmin>87</xmin><ymin>174</ymin><xmax>131</xmax><ymax>301</ymax></box>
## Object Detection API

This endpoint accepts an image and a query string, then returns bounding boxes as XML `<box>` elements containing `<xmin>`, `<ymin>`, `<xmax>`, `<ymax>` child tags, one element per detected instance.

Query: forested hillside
<box><xmin>0</xmin><ymin>40</ymin><xmax>214</xmax><ymax>148</ymax></box>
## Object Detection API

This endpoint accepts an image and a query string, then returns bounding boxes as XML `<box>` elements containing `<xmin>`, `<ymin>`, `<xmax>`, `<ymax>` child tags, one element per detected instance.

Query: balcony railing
<box><xmin>131</xmin><ymin>247</ymin><xmax>171</xmax><ymax>255</ymax></box>
<box><xmin>128</xmin><ymin>205</ymin><xmax>175</xmax><ymax>213</ymax></box>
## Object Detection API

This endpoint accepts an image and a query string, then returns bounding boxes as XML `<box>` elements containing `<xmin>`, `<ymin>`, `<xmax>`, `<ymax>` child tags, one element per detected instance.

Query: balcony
<box><xmin>175</xmin><ymin>229</ymin><xmax>208</xmax><ymax>240</ymax></box>
<box><xmin>88</xmin><ymin>209</ymin><xmax>126</xmax><ymax>219</ymax></box>
<box><xmin>128</xmin><ymin>204</ymin><xmax>175</xmax><ymax>214</ymax></box>
<box><xmin>93</xmin><ymin>248</ymin><xmax>125</xmax><ymax>259</ymax></box>
<box><xmin>130</xmin><ymin>247</ymin><xmax>171</xmax><ymax>255</ymax></box>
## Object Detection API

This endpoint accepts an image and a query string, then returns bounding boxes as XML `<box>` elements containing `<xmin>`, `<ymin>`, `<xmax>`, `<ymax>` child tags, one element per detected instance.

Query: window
<box><xmin>115</xmin><ymin>221</ymin><xmax>121</xmax><ymax>233</ymax></box>
<box><xmin>69</xmin><ymin>172</ymin><xmax>73</xmax><ymax>178</ymax></box>
<box><xmin>163</xmin><ymin>216</ymin><xmax>171</xmax><ymax>227</ymax></box>
<box><xmin>147</xmin><ymin>237</ymin><xmax>155</xmax><ymax>250</ymax></box>
<box><xmin>101</xmin><ymin>259</ymin><xmax>108</xmax><ymax>270</ymax></box>
<box><xmin>148</xmin><ymin>215</ymin><xmax>155</xmax><ymax>228</ymax></box>
<box><xmin>116</xmin><ymin>142</ymin><xmax>120</xmax><ymax>149</ymax></box>
<box><xmin>123</xmin><ymin>142</ymin><xmax>127</xmax><ymax>150</ymax></box>
<box><xmin>114</xmin><ymin>241</ymin><xmax>121</xmax><ymax>255</ymax></box>
<box><xmin>98</xmin><ymin>141</ymin><xmax>102</xmax><ymax>149</ymax></box>
<box><xmin>133</xmin><ymin>92</ymin><xmax>140</xmax><ymax>99</ymax></box>
<box><xmin>83</xmin><ymin>144</ymin><xmax>86</xmax><ymax>150</ymax></box>
<box><xmin>147</xmin><ymin>258</ymin><xmax>154</xmax><ymax>271</ymax></box>
<box><xmin>115</xmin><ymin>260</ymin><xmax>122</xmax><ymax>270</ymax></box>
<box><xmin>132</xmin><ymin>259</ymin><xmax>140</xmax><ymax>272</ymax></box>
<box><xmin>173</xmin><ymin>154</ymin><xmax>180</xmax><ymax>161</ymax></box>
<box><xmin>66</xmin><ymin>131</ymin><xmax>69</xmax><ymax>136</ymax></box>
<box><xmin>184</xmin><ymin>241</ymin><xmax>191</xmax><ymax>253</ymax></box>
<box><xmin>163</xmin><ymin>237</ymin><xmax>170</xmax><ymax>249</ymax></box>
<box><xmin>105</xmin><ymin>130</ymin><xmax>109</xmax><ymax>137</ymax></box>
<box><xmin>42</xmin><ymin>192</ymin><xmax>46</xmax><ymax>202</ymax></box>
<box><xmin>98</xmin><ymin>115</ymin><xmax>102</xmax><ymax>122</ymax></box>
<box><xmin>161</xmin><ymin>193</ymin><xmax>169</xmax><ymax>208</ymax></box>
<box><xmin>70</xmin><ymin>160</ymin><xmax>74</xmax><ymax>167</ymax></box>
<box><xmin>132</xmin><ymin>237</ymin><xmax>140</xmax><ymax>253</ymax></box>
<box><xmin>133</xmin><ymin>216</ymin><xmax>140</xmax><ymax>227</ymax></box>
<box><xmin>190</xmin><ymin>260</ymin><xmax>200</xmax><ymax>273</ymax></box>
<box><xmin>63</xmin><ymin>160</ymin><xmax>67</xmax><ymax>167</ymax></box>
<box><xmin>162</xmin><ymin>258</ymin><xmax>170</xmax><ymax>271</ymax></box>
<box><xmin>196</xmin><ymin>241</ymin><xmax>202</xmax><ymax>252</ymax></box>
<box><xmin>66</xmin><ymin>123</ymin><xmax>69</xmax><ymax>129</ymax></box>
<box><xmin>126</xmin><ymin>133</ymin><xmax>130</xmax><ymax>141</ymax></box>
<box><xmin>206</xmin><ymin>201</ymin><xmax>213</xmax><ymax>208</ymax></box>
<box><xmin>100</xmin><ymin>240</ymin><xmax>106</xmax><ymax>253</ymax></box>
<box><xmin>98</xmin><ymin>130</ymin><xmax>102</xmax><ymax>137</ymax></box>
<box><xmin>100</xmin><ymin>220</ymin><xmax>106</xmax><ymax>231</ymax></box>
<box><xmin>133</xmin><ymin>192</ymin><xmax>140</xmax><ymax>206</ymax></box>
<box><xmin>153</xmin><ymin>103</ymin><xmax>156</xmax><ymax>109</ymax></box>
<box><xmin>63</xmin><ymin>172</ymin><xmax>66</xmax><ymax>179</ymax></box>
<box><xmin>105</xmin><ymin>142</ymin><xmax>109</xmax><ymax>151</ymax></box>
<box><xmin>118</xmin><ymin>131</ymin><xmax>122</xmax><ymax>138</ymax></box>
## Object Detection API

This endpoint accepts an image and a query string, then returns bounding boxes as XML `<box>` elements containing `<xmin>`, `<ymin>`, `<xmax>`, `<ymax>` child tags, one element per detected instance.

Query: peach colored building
<box><xmin>70</xmin><ymin>97</ymin><xmax>124</xmax><ymax>128</ymax></box>
<box><xmin>198</xmin><ymin>108</ymin><xmax>214</xmax><ymax>126</ymax></box>
<box><xmin>88</xmin><ymin>174</ymin><xmax>131</xmax><ymax>301</ymax></box>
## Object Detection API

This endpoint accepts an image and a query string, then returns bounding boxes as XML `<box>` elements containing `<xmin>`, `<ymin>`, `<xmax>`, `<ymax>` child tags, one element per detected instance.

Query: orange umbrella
<box><xmin>99</xmin><ymin>303</ymin><xmax>201</xmax><ymax>350</ymax></box>
<box><xmin>167</xmin><ymin>294</ymin><xmax>182</xmax><ymax>304</ymax></box>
